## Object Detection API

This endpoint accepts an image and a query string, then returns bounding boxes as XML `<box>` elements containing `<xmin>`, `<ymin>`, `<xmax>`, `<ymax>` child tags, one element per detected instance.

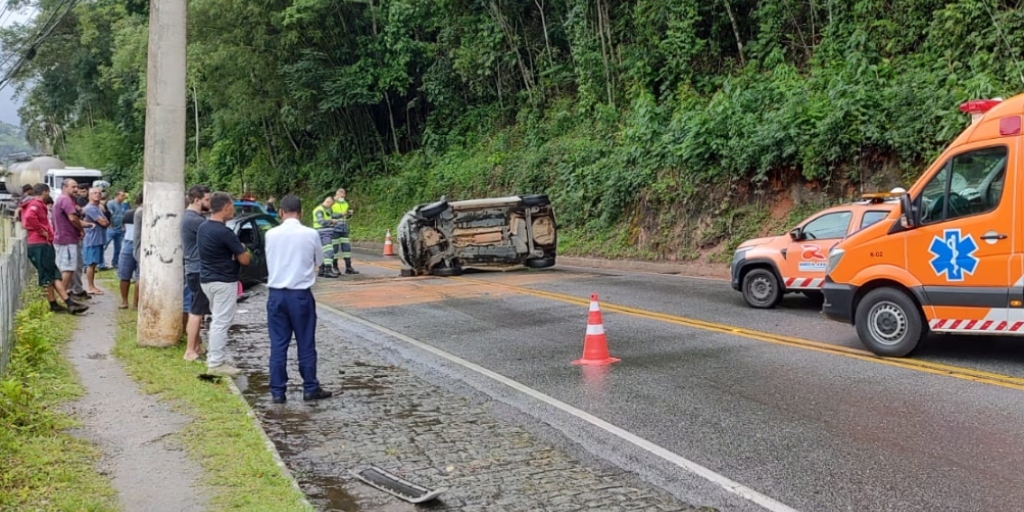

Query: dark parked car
<box><xmin>397</xmin><ymin>194</ymin><xmax>557</xmax><ymax>276</ymax></box>
<box><xmin>230</xmin><ymin>213</ymin><xmax>279</xmax><ymax>286</ymax></box>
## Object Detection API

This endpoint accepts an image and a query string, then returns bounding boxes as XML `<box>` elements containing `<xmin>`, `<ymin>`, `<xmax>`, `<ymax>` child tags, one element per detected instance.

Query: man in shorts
<box><xmin>53</xmin><ymin>179</ymin><xmax>86</xmax><ymax>298</ymax></box>
<box><xmin>81</xmin><ymin>187</ymin><xmax>110</xmax><ymax>295</ymax></box>
<box><xmin>182</xmin><ymin>184</ymin><xmax>211</xmax><ymax>361</ymax></box>
<box><xmin>21</xmin><ymin>183</ymin><xmax>87</xmax><ymax>314</ymax></box>
<box><xmin>118</xmin><ymin>194</ymin><xmax>142</xmax><ymax>309</ymax></box>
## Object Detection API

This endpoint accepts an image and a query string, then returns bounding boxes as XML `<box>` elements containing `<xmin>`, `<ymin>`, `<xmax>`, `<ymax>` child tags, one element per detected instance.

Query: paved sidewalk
<box><xmin>65</xmin><ymin>291</ymin><xmax>208</xmax><ymax>511</ymax></box>
<box><xmin>227</xmin><ymin>288</ymin><xmax>702</xmax><ymax>512</ymax></box>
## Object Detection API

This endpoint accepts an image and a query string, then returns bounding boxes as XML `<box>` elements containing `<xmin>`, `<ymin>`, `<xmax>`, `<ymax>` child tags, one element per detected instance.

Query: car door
<box><xmin>236</xmin><ymin>218</ymin><xmax>267</xmax><ymax>284</ymax></box>
<box><xmin>907</xmin><ymin>143</ymin><xmax>1014</xmax><ymax>329</ymax></box>
<box><xmin>782</xmin><ymin>210</ymin><xmax>852</xmax><ymax>289</ymax></box>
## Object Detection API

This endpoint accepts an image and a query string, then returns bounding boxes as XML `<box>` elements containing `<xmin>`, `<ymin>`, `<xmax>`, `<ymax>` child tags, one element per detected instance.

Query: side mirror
<box><xmin>899</xmin><ymin>194</ymin><xmax>916</xmax><ymax>229</ymax></box>
<box><xmin>789</xmin><ymin>227</ymin><xmax>804</xmax><ymax>241</ymax></box>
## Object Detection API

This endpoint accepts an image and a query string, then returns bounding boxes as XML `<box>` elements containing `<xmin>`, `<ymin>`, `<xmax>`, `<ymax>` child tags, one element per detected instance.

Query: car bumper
<box><xmin>822</xmin><ymin>277</ymin><xmax>857</xmax><ymax>324</ymax></box>
<box><xmin>730</xmin><ymin>251</ymin><xmax>744</xmax><ymax>291</ymax></box>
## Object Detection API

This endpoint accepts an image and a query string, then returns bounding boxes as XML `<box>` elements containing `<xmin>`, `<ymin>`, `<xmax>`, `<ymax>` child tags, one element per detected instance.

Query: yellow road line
<box><xmin>360</xmin><ymin>261</ymin><xmax>1024</xmax><ymax>392</ymax></box>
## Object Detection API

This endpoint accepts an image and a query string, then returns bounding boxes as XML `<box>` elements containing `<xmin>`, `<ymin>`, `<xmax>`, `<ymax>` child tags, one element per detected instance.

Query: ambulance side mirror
<box><xmin>899</xmin><ymin>194</ymin><xmax>917</xmax><ymax>229</ymax></box>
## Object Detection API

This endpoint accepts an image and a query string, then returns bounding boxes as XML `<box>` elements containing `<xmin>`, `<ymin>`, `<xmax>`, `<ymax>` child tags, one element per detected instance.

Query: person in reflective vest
<box><xmin>311</xmin><ymin>195</ymin><xmax>340</xmax><ymax>278</ymax></box>
<box><xmin>330</xmin><ymin>187</ymin><xmax>358</xmax><ymax>275</ymax></box>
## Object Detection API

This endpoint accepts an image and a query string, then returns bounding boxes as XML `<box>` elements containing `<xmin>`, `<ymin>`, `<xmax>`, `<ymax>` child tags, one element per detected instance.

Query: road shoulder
<box><xmin>63</xmin><ymin>290</ymin><xmax>210</xmax><ymax>511</ymax></box>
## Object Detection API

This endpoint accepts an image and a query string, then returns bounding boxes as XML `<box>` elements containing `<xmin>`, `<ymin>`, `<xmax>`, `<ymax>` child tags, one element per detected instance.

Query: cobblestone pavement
<box><xmin>227</xmin><ymin>288</ymin><xmax>705</xmax><ymax>512</ymax></box>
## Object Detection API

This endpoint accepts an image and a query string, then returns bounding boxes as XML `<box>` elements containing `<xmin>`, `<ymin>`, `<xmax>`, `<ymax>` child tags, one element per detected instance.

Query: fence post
<box><xmin>0</xmin><ymin>216</ymin><xmax>28</xmax><ymax>378</ymax></box>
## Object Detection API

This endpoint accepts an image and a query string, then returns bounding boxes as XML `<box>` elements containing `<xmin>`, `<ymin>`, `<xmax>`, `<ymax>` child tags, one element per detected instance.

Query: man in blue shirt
<box><xmin>82</xmin><ymin>187</ymin><xmax>109</xmax><ymax>295</ymax></box>
<box><xmin>104</xmin><ymin>190</ymin><xmax>128</xmax><ymax>270</ymax></box>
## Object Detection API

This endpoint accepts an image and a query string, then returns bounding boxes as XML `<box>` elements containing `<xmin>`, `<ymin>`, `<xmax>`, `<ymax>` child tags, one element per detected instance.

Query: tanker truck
<box><xmin>2</xmin><ymin>155</ymin><xmax>104</xmax><ymax>208</ymax></box>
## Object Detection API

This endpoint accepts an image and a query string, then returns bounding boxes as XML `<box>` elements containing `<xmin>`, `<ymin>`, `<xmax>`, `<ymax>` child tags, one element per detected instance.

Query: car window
<box><xmin>802</xmin><ymin>211</ymin><xmax>852</xmax><ymax>240</ymax></box>
<box><xmin>237</xmin><ymin>220</ymin><xmax>258</xmax><ymax>246</ymax></box>
<box><xmin>860</xmin><ymin>210</ymin><xmax>889</xmax><ymax>229</ymax></box>
<box><xmin>918</xmin><ymin>146</ymin><xmax>1007</xmax><ymax>224</ymax></box>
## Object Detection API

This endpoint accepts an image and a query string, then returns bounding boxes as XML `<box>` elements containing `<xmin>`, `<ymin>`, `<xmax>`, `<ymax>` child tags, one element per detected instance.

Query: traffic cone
<box><xmin>383</xmin><ymin>229</ymin><xmax>396</xmax><ymax>256</ymax></box>
<box><xmin>573</xmin><ymin>294</ymin><xmax>619</xmax><ymax>366</ymax></box>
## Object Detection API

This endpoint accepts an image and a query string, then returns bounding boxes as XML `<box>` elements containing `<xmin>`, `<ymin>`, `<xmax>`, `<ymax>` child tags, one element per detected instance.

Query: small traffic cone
<box><xmin>573</xmin><ymin>294</ymin><xmax>619</xmax><ymax>366</ymax></box>
<box><xmin>383</xmin><ymin>229</ymin><xmax>396</xmax><ymax>256</ymax></box>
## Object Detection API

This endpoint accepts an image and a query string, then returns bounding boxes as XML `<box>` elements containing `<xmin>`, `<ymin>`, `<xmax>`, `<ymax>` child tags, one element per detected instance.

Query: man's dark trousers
<box><xmin>267</xmin><ymin>287</ymin><xmax>320</xmax><ymax>398</ymax></box>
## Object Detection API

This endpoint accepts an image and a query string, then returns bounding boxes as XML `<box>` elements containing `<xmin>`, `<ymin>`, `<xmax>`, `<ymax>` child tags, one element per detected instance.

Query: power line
<box><xmin>0</xmin><ymin>0</ymin><xmax>77</xmax><ymax>91</ymax></box>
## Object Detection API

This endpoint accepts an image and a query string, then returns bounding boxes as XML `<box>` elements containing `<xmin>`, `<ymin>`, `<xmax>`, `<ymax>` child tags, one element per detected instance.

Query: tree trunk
<box><xmin>384</xmin><ymin>91</ymin><xmax>401</xmax><ymax>154</ymax></box>
<box><xmin>721</xmin><ymin>0</ymin><xmax>746</xmax><ymax>65</ymax></box>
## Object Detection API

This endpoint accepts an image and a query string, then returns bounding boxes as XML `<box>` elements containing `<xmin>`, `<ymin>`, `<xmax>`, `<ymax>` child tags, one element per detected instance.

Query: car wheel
<box><xmin>742</xmin><ymin>268</ymin><xmax>782</xmax><ymax>309</ymax></box>
<box><xmin>521</xmin><ymin>194</ymin><xmax>550</xmax><ymax>207</ymax></box>
<box><xmin>525</xmin><ymin>257</ymin><xmax>556</xmax><ymax>269</ymax></box>
<box><xmin>855</xmin><ymin>287</ymin><xmax>924</xmax><ymax>357</ymax></box>
<box><xmin>420</xmin><ymin>200</ymin><xmax>449</xmax><ymax>219</ymax></box>
<box><xmin>430</xmin><ymin>264</ymin><xmax>463</xmax><ymax>277</ymax></box>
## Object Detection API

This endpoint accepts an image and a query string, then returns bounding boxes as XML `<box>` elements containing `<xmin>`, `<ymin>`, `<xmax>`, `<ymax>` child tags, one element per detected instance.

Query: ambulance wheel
<box><xmin>742</xmin><ymin>268</ymin><xmax>782</xmax><ymax>309</ymax></box>
<box><xmin>855</xmin><ymin>287</ymin><xmax>924</xmax><ymax>357</ymax></box>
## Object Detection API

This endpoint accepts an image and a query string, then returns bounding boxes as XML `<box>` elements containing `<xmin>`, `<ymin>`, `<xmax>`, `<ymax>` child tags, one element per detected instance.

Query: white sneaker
<box><xmin>207</xmin><ymin>364</ymin><xmax>241</xmax><ymax>376</ymax></box>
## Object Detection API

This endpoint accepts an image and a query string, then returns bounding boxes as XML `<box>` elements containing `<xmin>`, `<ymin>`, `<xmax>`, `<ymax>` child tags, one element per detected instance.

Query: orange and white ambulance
<box><xmin>731</xmin><ymin>197</ymin><xmax>897</xmax><ymax>308</ymax></box>
<box><xmin>823</xmin><ymin>95</ymin><xmax>1024</xmax><ymax>356</ymax></box>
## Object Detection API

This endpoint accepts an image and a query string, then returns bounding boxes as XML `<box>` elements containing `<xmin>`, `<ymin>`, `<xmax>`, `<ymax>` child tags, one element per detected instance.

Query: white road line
<box><xmin>318</xmin><ymin>303</ymin><xmax>801</xmax><ymax>512</ymax></box>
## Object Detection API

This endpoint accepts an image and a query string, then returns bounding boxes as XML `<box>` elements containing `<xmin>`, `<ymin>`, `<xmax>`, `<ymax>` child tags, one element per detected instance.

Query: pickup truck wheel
<box><xmin>420</xmin><ymin>200</ymin><xmax>449</xmax><ymax>219</ymax></box>
<box><xmin>742</xmin><ymin>268</ymin><xmax>782</xmax><ymax>309</ymax></box>
<box><xmin>521</xmin><ymin>194</ymin><xmax>550</xmax><ymax>207</ymax></box>
<box><xmin>855</xmin><ymin>287</ymin><xmax>924</xmax><ymax>357</ymax></box>
<box><xmin>430</xmin><ymin>264</ymin><xmax>463</xmax><ymax>277</ymax></box>
<box><xmin>525</xmin><ymin>257</ymin><xmax>555</xmax><ymax>269</ymax></box>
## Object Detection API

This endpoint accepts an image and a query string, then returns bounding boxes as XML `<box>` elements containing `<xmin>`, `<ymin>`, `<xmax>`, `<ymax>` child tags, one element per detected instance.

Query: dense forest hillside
<box><xmin>2</xmin><ymin>0</ymin><xmax>1021</xmax><ymax>262</ymax></box>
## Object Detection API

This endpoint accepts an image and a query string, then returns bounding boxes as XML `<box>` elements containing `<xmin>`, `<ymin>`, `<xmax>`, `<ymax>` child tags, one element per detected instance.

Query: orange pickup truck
<box><xmin>731</xmin><ymin>196</ymin><xmax>897</xmax><ymax>308</ymax></box>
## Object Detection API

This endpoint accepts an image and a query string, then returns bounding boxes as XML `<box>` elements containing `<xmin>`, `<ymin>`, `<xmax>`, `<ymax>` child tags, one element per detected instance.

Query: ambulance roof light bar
<box><xmin>959</xmin><ymin>98</ymin><xmax>1003</xmax><ymax>124</ymax></box>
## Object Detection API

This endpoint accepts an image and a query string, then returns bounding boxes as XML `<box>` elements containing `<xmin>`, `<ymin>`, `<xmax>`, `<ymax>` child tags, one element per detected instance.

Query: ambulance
<box><xmin>823</xmin><ymin>96</ymin><xmax>1023</xmax><ymax>356</ymax></box>
<box><xmin>731</xmin><ymin>197</ymin><xmax>898</xmax><ymax>308</ymax></box>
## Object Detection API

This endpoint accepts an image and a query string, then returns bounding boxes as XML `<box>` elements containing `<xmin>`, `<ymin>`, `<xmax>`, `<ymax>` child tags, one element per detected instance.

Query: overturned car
<box><xmin>397</xmin><ymin>195</ymin><xmax>557</xmax><ymax>276</ymax></box>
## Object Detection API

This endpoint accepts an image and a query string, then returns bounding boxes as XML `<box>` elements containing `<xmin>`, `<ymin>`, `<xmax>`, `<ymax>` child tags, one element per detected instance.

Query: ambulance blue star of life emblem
<box><xmin>928</xmin><ymin>229</ymin><xmax>978</xmax><ymax>281</ymax></box>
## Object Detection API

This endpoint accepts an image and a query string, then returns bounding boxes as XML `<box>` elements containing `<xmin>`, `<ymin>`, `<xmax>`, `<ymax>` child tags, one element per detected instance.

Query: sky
<box><xmin>0</xmin><ymin>5</ymin><xmax>37</xmax><ymax>127</ymax></box>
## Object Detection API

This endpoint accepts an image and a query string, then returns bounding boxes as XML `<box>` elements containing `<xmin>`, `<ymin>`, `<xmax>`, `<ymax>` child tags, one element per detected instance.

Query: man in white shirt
<box><xmin>265</xmin><ymin>195</ymin><xmax>332</xmax><ymax>403</ymax></box>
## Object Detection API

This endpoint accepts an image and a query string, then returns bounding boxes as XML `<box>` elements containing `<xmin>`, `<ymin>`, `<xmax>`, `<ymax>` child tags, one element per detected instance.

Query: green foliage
<box><xmin>0</xmin><ymin>288</ymin><xmax>118</xmax><ymax>512</ymax></box>
<box><xmin>5</xmin><ymin>0</ymin><xmax>1024</xmax><ymax>259</ymax></box>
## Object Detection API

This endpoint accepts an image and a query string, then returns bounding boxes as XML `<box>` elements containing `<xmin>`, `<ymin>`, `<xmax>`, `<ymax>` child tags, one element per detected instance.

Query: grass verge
<box><xmin>0</xmin><ymin>286</ymin><xmax>118</xmax><ymax>512</ymax></box>
<box><xmin>101</xmin><ymin>276</ymin><xmax>310</xmax><ymax>511</ymax></box>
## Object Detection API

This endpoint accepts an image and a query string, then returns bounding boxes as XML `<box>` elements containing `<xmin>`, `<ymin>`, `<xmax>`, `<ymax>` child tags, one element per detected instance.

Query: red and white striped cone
<box><xmin>383</xmin><ymin>229</ymin><xmax>395</xmax><ymax>256</ymax></box>
<box><xmin>573</xmin><ymin>293</ymin><xmax>620</xmax><ymax>366</ymax></box>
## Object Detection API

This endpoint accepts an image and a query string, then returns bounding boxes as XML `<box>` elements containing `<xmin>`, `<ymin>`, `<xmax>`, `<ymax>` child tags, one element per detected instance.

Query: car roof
<box><xmin>227</xmin><ymin>212</ymin><xmax>275</xmax><ymax>227</ymax></box>
<box><xmin>816</xmin><ymin>199</ymin><xmax>898</xmax><ymax>215</ymax></box>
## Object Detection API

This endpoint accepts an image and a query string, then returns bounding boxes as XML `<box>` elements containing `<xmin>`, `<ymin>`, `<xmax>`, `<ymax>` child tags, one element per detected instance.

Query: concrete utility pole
<box><xmin>137</xmin><ymin>0</ymin><xmax>186</xmax><ymax>347</ymax></box>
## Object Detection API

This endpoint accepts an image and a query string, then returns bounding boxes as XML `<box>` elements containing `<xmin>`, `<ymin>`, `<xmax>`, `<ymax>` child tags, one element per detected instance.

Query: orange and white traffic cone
<box><xmin>573</xmin><ymin>293</ymin><xmax>620</xmax><ymax>366</ymax></box>
<box><xmin>383</xmin><ymin>229</ymin><xmax>395</xmax><ymax>256</ymax></box>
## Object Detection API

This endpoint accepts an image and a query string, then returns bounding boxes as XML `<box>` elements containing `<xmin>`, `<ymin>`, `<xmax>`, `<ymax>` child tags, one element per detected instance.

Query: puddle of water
<box><xmin>352</xmin><ymin>360</ymin><xmax>394</xmax><ymax>371</ymax></box>
<box><xmin>339</xmin><ymin>376</ymin><xmax>388</xmax><ymax>392</ymax></box>
<box><xmin>303</xmin><ymin>473</ymin><xmax>363</xmax><ymax>512</ymax></box>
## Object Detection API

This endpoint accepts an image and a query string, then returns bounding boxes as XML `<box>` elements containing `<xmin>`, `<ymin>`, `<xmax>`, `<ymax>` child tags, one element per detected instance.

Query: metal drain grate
<box><xmin>351</xmin><ymin>466</ymin><xmax>445</xmax><ymax>504</ymax></box>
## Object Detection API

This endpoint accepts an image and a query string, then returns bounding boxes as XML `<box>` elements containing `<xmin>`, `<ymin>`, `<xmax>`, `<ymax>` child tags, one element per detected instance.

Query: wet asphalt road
<box><xmin>312</xmin><ymin>252</ymin><xmax>1024</xmax><ymax>512</ymax></box>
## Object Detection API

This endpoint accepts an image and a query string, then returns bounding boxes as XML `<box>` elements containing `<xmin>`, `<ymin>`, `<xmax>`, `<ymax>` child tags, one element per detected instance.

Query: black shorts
<box><xmin>186</xmin><ymin>273</ymin><xmax>211</xmax><ymax>316</ymax></box>
<box><xmin>27</xmin><ymin>243</ymin><xmax>61</xmax><ymax>287</ymax></box>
